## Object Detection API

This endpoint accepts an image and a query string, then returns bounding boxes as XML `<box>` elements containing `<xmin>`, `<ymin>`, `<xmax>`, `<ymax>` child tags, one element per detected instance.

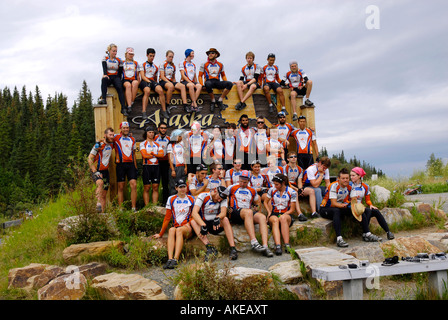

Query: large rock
<box><xmin>340</xmin><ymin>244</ymin><xmax>385</xmax><ymax>263</ymax></box>
<box><xmin>8</xmin><ymin>263</ymin><xmax>49</xmax><ymax>290</ymax></box>
<box><xmin>78</xmin><ymin>262</ymin><xmax>108</xmax><ymax>279</ymax></box>
<box><xmin>225</xmin><ymin>266</ymin><xmax>271</xmax><ymax>281</ymax></box>
<box><xmin>371</xmin><ymin>185</ymin><xmax>391</xmax><ymax>203</ymax></box>
<box><xmin>62</xmin><ymin>240</ymin><xmax>124</xmax><ymax>263</ymax></box>
<box><xmin>380</xmin><ymin>236</ymin><xmax>441</xmax><ymax>257</ymax></box>
<box><xmin>92</xmin><ymin>272</ymin><xmax>168</xmax><ymax>300</ymax></box>
<box><xmin>38</xmin><ymin>272</ymin><xmax>87</xmax><ymax>300</ymax></box>
<box><xmin>58</xmin><ymin>213</ymin><xmax>118</xmax><ymax>239</ymax></box>
<box><xmin>268</xmin><ymin>260</ymin><xmax>303</xmax><ymax>284</ymax></box>
<box><xmin>421</xmin><ymin>232</ymin><xmax>448</xmax><ymax>252</ymax></box>
<box><xmin>287</xmin><ymin>283</ymin><xmax>312</xmax><ymax>300</ymax></box>
<box><xmin>376</xmin><ymin>208</ymin><xmax>413</xmax><ymax>226</ymax></box>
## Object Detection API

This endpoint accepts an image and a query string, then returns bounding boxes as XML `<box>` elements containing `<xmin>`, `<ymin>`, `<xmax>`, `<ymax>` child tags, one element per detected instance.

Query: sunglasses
<box><xmin>234</xmin><ymin>162</ymin><xmax>242</xmax><ymax>165</ymax></box>
<box><xmin>257</xmin><ymin>122</ymin><xmax>265</xmax><ymax>124</ymax></box>
<box><xmin>289</xmin><ymin>155</ymin><xmax>297</xmax><ymax>158</ymax></box>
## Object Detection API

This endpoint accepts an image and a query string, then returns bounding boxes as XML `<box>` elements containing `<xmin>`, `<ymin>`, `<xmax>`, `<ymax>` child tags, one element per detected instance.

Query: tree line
<box><xmin>0</xmin><ymin>81</ymin><xmax>95</xmax><ymax>217</ymax></box>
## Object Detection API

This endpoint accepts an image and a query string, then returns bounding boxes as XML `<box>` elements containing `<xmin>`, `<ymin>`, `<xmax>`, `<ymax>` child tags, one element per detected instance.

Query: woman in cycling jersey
<box><xmin>100</xmin><ymin>43</ymin><xmax>126</xmax><ymax>113</ymax></box>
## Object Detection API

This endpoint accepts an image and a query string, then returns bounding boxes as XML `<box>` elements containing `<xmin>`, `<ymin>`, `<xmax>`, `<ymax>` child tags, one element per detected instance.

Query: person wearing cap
<box><xmin>264</xmin><ymin>173</ymin><xmax>297</xmax><ymax>255</ymax></box>
<box><xmin>301</xmin><ymin>156</ymin><xmax>331</xmax><ymax>217</ymax></box>
<box><xmin>198</xmin><ymin>48</ymin><xmax>233</xmax><ymax>112</ymax></box>
<box><xmin>290</xmin><ymin>115</ymin><xmax>318</xmax><ymax>171</ymax></box>
<box><xmin>114</xmin><ymin>121</ymin><xmax>138</xmax><ymax>211</ymax></box>
<box><xmin>319</xmin><ymin>168</ymin><xmax>352</xmax><ymax>247</ymax></box>
<box><xmin>283</xmin><ymin>60</ymin><xmax>314</xmax><ymax>121</ymax></box>
<box><xmin>227</xmin><ymin>170</ymin><xmax>274</xmax><ymax>257</ymax></box>
<box><xmin>185</xmin><ymin>121</ymin><xmax>210</xmax><ymax>175</ymax></box>
<box><xmin>153</xmin><ymin>179</ymin><xmax>195</xmax><ymax>269</ymax></box>
<box><xmin>159</xmin><ymin>50</ymin><xmax>190</xmax><ymax>118</ymax></box>
<box><xmin>140</xmin><ymin>126</ymin><xmax>164</xmax><ymax>206</ymax></box>
<box><xmin>350</xmin><ymin>167</ymin><xmax>394</xmax><ymax>241</ymax></box>
<box><xmin>188</xmin><ymin>164</ymin><xmax>209</xmax><ymax>197</ymax></box>
<box><xmin>139</xmin><ymin>48</ymin><xmax>168</xmax><ymax>119</ymax></box>
<box><xmin>88</xmin><ymin>127</ymin><xmax>115</xmax><ymax>213</ymax></box>
<box><xmin>261</xmin><ymin>53</ymin><xmax>287</xmax><ymax>114</ymax></box>
<box><xmin>155</xmin><ymin>122</ymin><xmax>171</xmax><ymax>205</ymax></box>
<box><xmin>167</xmin><ymin>129</ymin><xmax>188</xmax><ymax>195</ymax></box>
<box><xmin>179</xmin><ymin>49</ymin><xmax>203</xmax><ymax>113</ymax></box>
<box><xmin>190</xmin><ymin>186</ymin><xmax>238</xmax><ymax>261</ymax></box>
<box><xmin>235</xmin><ymin>51</ymin><xmax>262</xmax><ymax>111</ymax></box>
<box><xmin>100</xmin><ymin>44</ymin><xmax>126</xmax><ymax>113</ymax></box>
<box><xmin>122</xmin><ymin>47</ymin><xmax>142</xmax><ymax>116</ymax></box>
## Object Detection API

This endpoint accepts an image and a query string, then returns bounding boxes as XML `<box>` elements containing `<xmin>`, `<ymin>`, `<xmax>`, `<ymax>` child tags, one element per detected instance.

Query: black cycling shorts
<box><xmin>142</xmin><ymin>165</ymin><xmax>160</xmax><ymax>185</ymax></box>
<box><xmin>204</xmin><ymin>79</ymin><xmax>233</xmax><ymax>93</ymax></box>
<box><xmin>92</xmin><ymin>169</ymin><xmax>110</xmax><ymax>190</ymax></box>
<box><xmin>263</xmin><ymin>82</ymin><xmax>281</xmax><ymax>91</ymax></box>
<box><xmin>116</xmin><ymin>162</ymin><xmax>138</xmax><ymax>183</ymax></box>
<box><xmin>159</xmin><ymin>80</ymin><xmax>178</xmax><ymax>89</ymax></box>
<box><xmin>204</xmin><ymin>219</ymin><xmax>224</xmax><ymax>235</ymax></box>
<box><xmin>139</xmin><ymin>80</ymin><xmax>161</xmax><ymax>91</ymax></box>
<box><xmin>292</xmin><ymin>87</ymin><xmax>307</xmax><ymax>96</ymax></box>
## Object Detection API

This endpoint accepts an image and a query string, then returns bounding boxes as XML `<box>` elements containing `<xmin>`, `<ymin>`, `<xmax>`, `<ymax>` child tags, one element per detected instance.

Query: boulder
<box><xmin>340</xmin><ymin>244</ymin><xmax>385</xmax><ymax>263</ymax></box>
<box><xmin>31</xmin><ymin>265</ymin><xmax>65</xmax><ymax>290</ymax></box>
<box><xmin>380</xmin><ymin>236</ymin><xmax>441</xmax><ymax>257</ymax></box>
<box><xmin>268</xmin><ymin>260</ymin><xmax>303</xmax><ymax>284</ymax></box>
<box><xmin>58</xmin><ymin>213</ymin><xmax>118</xmax><ymax>238</ymax></box>
<box><xmin>8</xmin><ymin>263</ymin><xmax>49</xmax><ymax>290</ymax></box>
<box><xmin>225</xmin><ymin>266</ymin><xmax>271</xmax><ymax>281</ymax></box>
<box><xmin>377</xmin><ymin>208</ymin><xmax>413</xmax><ymax>226</ymax></box>
<box><xmin>38</xmin><ymin>272</ymin><xmax>87</xmax><ymax>300</ymax></box>
<box><xmin>92</xmin><ymin>272</ymin><xmax>168</xmax><ymax>300</ymax></box>
<box><xmin>416</xmin><ymin>203</ymin><xmax>447</xmax><ymax>220</ymax></box>
<box><xmin>62</xmin><ymin>240</ymin><xmax>124</xmax><ymax>263</ymax></box>
<box><xmin>78</xmin><ymin>262</ymin><xmax>107</xmax><ymax>279</ymax></box>
<box><xmin>287</xmin><ymin>283</ymin><xmax>312</xmax><ymax>300</ymax></box>
<box><xmin>371</xmin><ymin>185</ymin><xmax>391</xmax><ymax>203</ymax></box>
<box><xmin>422</xmin><ymin>232</ymin><xmax>448</xmax><ymax>252</ymax></box>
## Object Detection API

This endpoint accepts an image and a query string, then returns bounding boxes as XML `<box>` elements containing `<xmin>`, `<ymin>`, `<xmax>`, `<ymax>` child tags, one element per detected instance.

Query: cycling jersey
<box><xmin>186</xmin><ymin>131</ymin><xmax>208</xmax><ymax>159</ymax></box>
<box><xmin>283</xmin><ymin>165</ymin><xmax>303</xmax><ymax>184</ymax></box>
<box><xmin>235</xmin><ymin>128</ymin><xmax>255</xmax><ymax>154</ymax></box>
<box><xmin>122</xmin><ymin>60</ymin><xmax>142</xmax><ymax>81</ymax></box>
<box><xmin>179</xmin><ymin>60</ymin><xmax>197</xmax><ymax>82</ymax></box>
<box><xmin>102</xmin><ymin>56</ymin><xmax>123</xmax><ymax>76</ymax></box>
<box><xmin>206</xmin><ymin>175</ymin><xmax>224</xmax><ymax>191</ymax></box>
<box><xmin>188</xmin><ymin>175</ymin><xmax>206</xmax><ymax>195</ymax></box>
<box><xmin>167</xmin><ymin>142</ymin><xmax>186</xmax><ymax>167</ymax></box>
<box><xmin>90</xmin><ymin>142</ymin><xmax>113</xmax><ymax>171</ymax></box>
<box><xmin>302</xmin><ymin>163</ymin><xmax>330</xmax><ymax>186</ymax></box>
<box><xmin>266</xmin><ymin>186</ymin><xmax>297</xmax><ymax>214</ymax></box>
<box><xmin>268</xmin><ymin>138</ymin><xmax>286</xmax><ymax>159</ymax></box>
<box><xmin>209</xmin><ymin>139</ymin><xmax>224</xmax><ymax>161</ymax></box>
<box><xmin>350</xmin><ymin>182</ymin><xmax>373</xmax><ymax>206</ymax></box>
<box><xmin>225</xmin><ymin>168</ymin><xmax>243</xmax><ymax>185</ymax></box>
<box><xmin>284</xmin><ymin>69</ymin><xmax>307</xmax><ymax>88</ymax></box>
<box><xmin>194</xmin><ymin>192</ymin><xmax>228</xmax><ymax>221</ymax></box>
<box><xmin>249</xmin><ymin>172</ymin><xmax>265</xmax><ymax>190</ymax></box>
<box><xmin>276</xmin><ymin>123</ymin><xmax>296</xmax><ymax>141</ymax></box>
<box><xmin>261</xmin><ymin>167</ymin><xmax>285</xmax><ymax>188</ymax></box>
<box><xmin>240</xmin><ymin>63</ymin><xmax>261</xmax><ymax>81</ymax></box>
<box><xmin>262</xmin><ymin>64</ymin><xmax>281</xmax><ymax>84</ymax></box>
<box><xmin>164</xmin><ymin>194</ymin><xmax>194</xmax><ymax>228</ymax></box>
<box><xmin>114</xmin><ymin>134</ymin><xmax>136</xmax><ymax>163</ymax></box>
<box><xmin>227</xmin><ymin>184</ymin><xmax>259</xmax><ymax>210</ymax></box>
<box><xmin>224</xmin><ymin>136</ymin><xmax>236</xmax><ymax>162</ymax></box>
<box><xmin>291</xmin><ymin>128</ymin><xmax>316</xmax><ymax>154</ymax></box>
<box><xmin>199</xmin><ymin>60</ymin><xmax>225</xmax><ymax>81</ymax></box>
<box><xmin>140</xmin><ymin>140</ymin><xmax>163</xmax><ymax>165</ymax></box>
<box><xmin>321</xmin><ymin>181</ymin><xmax>351</xmax><ymax>208</ymax></box>
<box><xmin>154</xmin><ymin>134</ymin><xmax>170</xmax><ymax>161</ymax></box>
<box><xmin>141</xmin><ymin>61</ymin><xmax>159</xmax><ymax>81</ymax></box>
<box><xmin>254</xmin><ymin>129</ymin><xmax>268</xmax><ymax>154</ymax></box>
<box><xmin>159</xmin><ymin>61</ymin><xmax>176</xmax><ymax>81</ymax></box>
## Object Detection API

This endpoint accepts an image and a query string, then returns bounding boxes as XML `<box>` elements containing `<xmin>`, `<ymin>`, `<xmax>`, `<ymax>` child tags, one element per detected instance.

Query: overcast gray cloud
<box><xmin>1</xmin><ymin>0</ymin><xmax>447</xmax><ymax>178</ymax></box>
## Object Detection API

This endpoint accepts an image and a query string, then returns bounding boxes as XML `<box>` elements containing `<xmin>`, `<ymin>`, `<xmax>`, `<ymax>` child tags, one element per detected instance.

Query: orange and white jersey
<box><xmin>268</xmin><ymin>138</ymin><xmax>285</xmax><ymax>158</ymax></box>
<box><xmin>114</xmin><ymin>134</ymin><xmax>136</xmax><ymax>163</ymax></box>
<box><xmin>206</xmin><ymin>175</ymin><xmax>225</xmax><ymax>191</ymax></box>
<box><xmin>249</xmin><ymin>172</ymin><xmax>265</xmax><ymax>190</ymax></box>
<box><xmin>225</xmin><ymin>168</ymin><xmax>243</xmax><ymax>185</ymax></box>
<box><xmin>102</xmin><ymin>56</ymin><xmax>123</xmax><ymax>76</ymax></box>
<box><xmin>140</xmin><ymin>140</ymin><xmax>163</xmax><ymax>165</ymax></box>
<box><xmin>188</xmin><ymin>175</ymin><xmax>206</xmax><ymax>195</ymax></box>
<box><xmin>224</xmin><ymin>136</ymin><xmax>236</xmax><ymax>162</ymax></box>
<box><xmin>194</xmin><ymin>192</ymin><xmax>228</xmax><ymax>221</ymax></box>
<box><xmin>165</xmin><ymin>194</ymin><xmax>195</xmax><ymax>227</ymax></box>
<box><xmin>291</xmin><ymin>128</ymin><xmax>316</xmax><ymax>154</ymax></box>
<box><xmin>276</xmin><ymin>123</ymin><xmax>296</xmax><ymax>141</ymax></box>
<box><xmin>321</xmin><ymin>181</ymin><xmax>351</xmax><ymax>208</ymax></box>
<box><xmin>179</xmin><ymin>60</ymin><xmax>197</xmax><ymax>82</ymax></box>
<box><xmin>254</xmin><ymin>129</ymin><xmax>268</xmax><ymax>154</ymax></box>
<box><xmin>262</xmin><ymin>64</ymin><xmax>281</xmax><ymax>84</ymax></box>
<box><xmin>186</xmin><ymin>131</ymin><xmax>208</xmax><ymax>158</ymax></box>
<box><xmin>159</xmin><ymin>61</ymin><xmax>176</xmax><ymax>81</ymax></box>
<box><xmin>167</xmin><ymin>142</ymin><xmax>186</xmax><ymax>167</ymax></box>
<box><xmin>90</xmin><ymin>142</ymin><xmax>113</xmax><ymax>171</ymax></box>
<box><xmin>283</xmin><ymin>165</ymin><xmax>303</xmax><ymax>185</ymax></box>
<box><xmin>141</xmin><ymin>61</ymin><xmax>159</xmax><ymax>81</ymax></box>
<box><xmin>236</xmin><ymin>128</ymin><xmax>255</xmax><ymax>153</ymax></box>
<box><xmin>262</xmin><ymin>167</ymin><xmax>284</xmax><ymax>188</ymax></box>
<box><xmin>266</xmin><ymin>186</ymin><xmax>297</xmax><ymax>214</ymax></box>
<box><xmin>154</xmin><ymin>134</ymin><xmax>170</xmax><ymax>161</ymax></box>
<box><xmin>209</xmin><ymin>139</ymin><xmax>224</xmax><ymax>160</ymax></box>
<box><xmin>241</xmin><ymin>63</ymin><xmax>261</xmax><ymax>81</ymax></box>
<box><xmin>199</xmin><ymin>60</ymin><xmax>225</xmax><ymax>80</ymax></box>
<box><xmin>350</xmin><ymin>182</ymin><xmax>373</xmax><ymax>206</ymax></box>
<box><xmin>122</xmin><ymin>60</ymin><xmax>142</xmax><ymax>81</ymax></box>
<box><xmin>227</xmin><ymin>184</ymin><xmax>259</xmax><ymax>210</ymax></box>
<box><xmin>284</xmin><ymin>69</ymin><xmax>307</xmax><ymax>88</ymax></box>
<box><xmin>302</xmin><ymin>163</ymin><xmax>330</xmax><ymax>186</ymax></box>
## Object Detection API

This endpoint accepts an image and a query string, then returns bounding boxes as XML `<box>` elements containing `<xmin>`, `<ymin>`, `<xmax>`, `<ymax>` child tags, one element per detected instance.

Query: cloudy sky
<box><xmin>1</xmin><ymin>0</ymin><xmax>447</xmax><ymax>178</ymax></box>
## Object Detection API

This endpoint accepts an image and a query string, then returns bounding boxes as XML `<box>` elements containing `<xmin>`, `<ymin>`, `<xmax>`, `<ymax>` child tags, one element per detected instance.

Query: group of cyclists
<box><xmin>100</xmin><ymin>44</ymin><xmax>314</xmax><ymax>121</ymax></box>
<box><xmin>92</xmin><ymin>44</ymin><xmax>394</xmax><ymax>269</ymax></box>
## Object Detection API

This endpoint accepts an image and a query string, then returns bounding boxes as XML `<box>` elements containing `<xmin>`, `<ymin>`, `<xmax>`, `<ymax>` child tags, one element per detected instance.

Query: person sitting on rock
<box><xmin>190</xmin><ymin>186</ymin><xmax>238</xmax><ymax>261</ymax></box>
<box><xmin>153</xmin><ymin>179</ymin><xmax>195</xmax><ymax>269</ymax></box>
<box><xmin>264</xmin><ymin>173</ymin><xmax>297</xmax><ymax>255</ymax></box>
<box><xmin>350</xmin><ymin>167</ymin><xmax>395</xmax><ymax>241</ymax></box>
